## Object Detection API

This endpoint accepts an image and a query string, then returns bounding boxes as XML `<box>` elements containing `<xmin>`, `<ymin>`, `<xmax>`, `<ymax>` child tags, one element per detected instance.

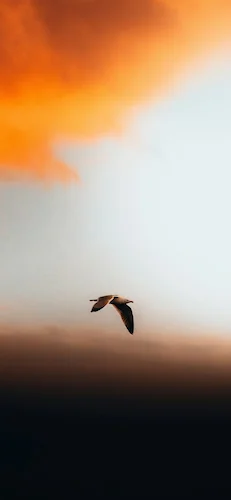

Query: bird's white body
<box><xmin>90</xmin><ymin>295</ymin><xmax>134</xmax><ymax>334</ymax></box>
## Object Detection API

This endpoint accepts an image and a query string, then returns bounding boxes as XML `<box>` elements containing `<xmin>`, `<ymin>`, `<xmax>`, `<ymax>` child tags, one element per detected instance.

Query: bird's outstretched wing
<box><xmin>112</xmin><ymin>303</ymin><xmax>134</xmax><ymax>334</ymax></box>
<box><xmin>91</xmin><ymin>295</ymin><xmax>114</xmax><ymax>312</ymax></box>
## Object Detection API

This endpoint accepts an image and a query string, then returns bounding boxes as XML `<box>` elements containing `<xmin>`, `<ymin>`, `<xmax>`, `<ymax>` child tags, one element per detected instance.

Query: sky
<box><xmin>1</xmin><ymin>1</ymin><xmax>231</xmax><ymax>337</ymax></box>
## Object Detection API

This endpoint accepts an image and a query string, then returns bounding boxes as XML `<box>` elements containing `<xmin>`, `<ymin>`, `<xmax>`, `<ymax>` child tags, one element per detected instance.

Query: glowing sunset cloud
<box><xmin>0</xmin><ymin>0</ymin><xmax>231</xmax><ymax>182</ymax></box>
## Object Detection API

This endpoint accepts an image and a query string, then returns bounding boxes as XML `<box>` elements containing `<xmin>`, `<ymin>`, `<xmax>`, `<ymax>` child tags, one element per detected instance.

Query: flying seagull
<box><xmin>90</xmin><ymin>295</ymin><xmax>134</xmax><ymax>335</ymax></box>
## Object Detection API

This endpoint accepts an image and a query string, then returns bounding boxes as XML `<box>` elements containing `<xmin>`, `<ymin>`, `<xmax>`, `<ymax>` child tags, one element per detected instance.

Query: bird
<box><xmin>89</xmin><ymin>295</ymin><xmax>134</xmax><ymax>335</ymax></box>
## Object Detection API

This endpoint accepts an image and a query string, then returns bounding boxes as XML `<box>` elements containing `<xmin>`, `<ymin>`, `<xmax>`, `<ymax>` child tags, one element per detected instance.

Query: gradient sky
<box><xmin>1</xmin><ymin>48</ymin><xmax>231</xmax><ymax>335</ymax></box>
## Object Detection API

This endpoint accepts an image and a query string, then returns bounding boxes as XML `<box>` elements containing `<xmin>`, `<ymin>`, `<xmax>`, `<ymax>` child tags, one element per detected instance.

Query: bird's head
<box><xmin>113</xmin><ymin>296</ymin><xmax>133</xmax><ymax>304</ymax></box>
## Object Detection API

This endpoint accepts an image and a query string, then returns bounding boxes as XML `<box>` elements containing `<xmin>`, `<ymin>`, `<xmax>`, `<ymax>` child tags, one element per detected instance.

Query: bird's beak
<box><xmin>128</xmin><ymin>300</ymin><xmax>134</xmax><ymax>303</ymax></box>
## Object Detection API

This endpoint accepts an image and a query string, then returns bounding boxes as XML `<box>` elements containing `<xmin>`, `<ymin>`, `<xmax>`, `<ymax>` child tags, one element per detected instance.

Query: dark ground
<box><xmin>0</xmin><ymin>330</ymin><xmax>231</xmax><ymax>498</ymax></box>
<box><xmin>1</xmin><ymin>388</ymin><xmax>231</xmax><ymax>498</ymax></box>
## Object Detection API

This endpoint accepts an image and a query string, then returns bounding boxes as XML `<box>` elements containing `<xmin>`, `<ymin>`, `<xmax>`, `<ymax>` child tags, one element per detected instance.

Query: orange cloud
<box><xmin>0</xmin><ymin>0</ymin><xmax>231</xmax><ymax>182</ymax></box>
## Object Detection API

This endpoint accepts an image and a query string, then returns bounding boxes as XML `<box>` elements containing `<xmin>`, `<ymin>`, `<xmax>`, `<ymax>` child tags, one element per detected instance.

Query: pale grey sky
<box><xmin>1</xmin><ymin>52</ymin><xmax>231</xmax><ymax>334</ymax></box>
